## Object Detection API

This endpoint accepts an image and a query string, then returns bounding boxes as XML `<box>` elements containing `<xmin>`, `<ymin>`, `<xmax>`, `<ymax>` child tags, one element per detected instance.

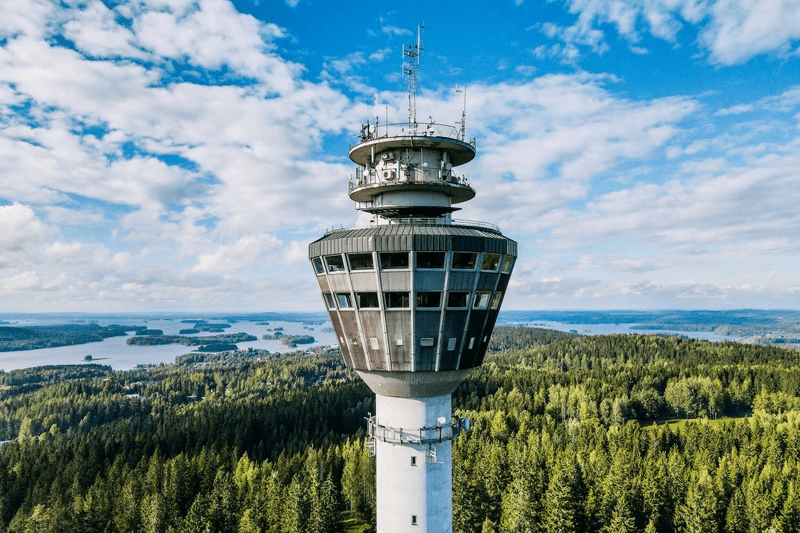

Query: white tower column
<box><xmin>374</xmin><ymin>394</ymin><xmax>453</xmax><ymax>533</ymax></box>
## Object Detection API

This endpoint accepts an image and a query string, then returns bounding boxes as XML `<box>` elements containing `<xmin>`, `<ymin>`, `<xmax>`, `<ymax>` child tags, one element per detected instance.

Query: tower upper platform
<box><xmin>348</xmin><ymin>122</ymin><xmax>477</xmax><ymax>218</ymax></box>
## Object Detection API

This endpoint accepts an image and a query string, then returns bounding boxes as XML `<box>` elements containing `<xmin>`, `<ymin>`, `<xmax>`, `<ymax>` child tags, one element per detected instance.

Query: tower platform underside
<box><xmin>309</xmin><ymin>223</ymin><xmax>517</xmax><ymax>374</ymax></box>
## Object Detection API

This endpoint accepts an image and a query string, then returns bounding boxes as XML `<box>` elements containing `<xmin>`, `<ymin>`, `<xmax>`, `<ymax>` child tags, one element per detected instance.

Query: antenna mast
<box><xmin>456</xmin><ymin>85</ymin><xmax>467</xmax><ymax>141</ymax></box>
<box><xmin>403</xmin><ymin>24</ymin><xmax>424</xmax><ymax>131</ymax></box>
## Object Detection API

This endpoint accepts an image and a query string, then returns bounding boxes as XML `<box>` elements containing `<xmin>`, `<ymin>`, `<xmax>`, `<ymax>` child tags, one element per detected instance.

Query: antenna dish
<box><xmin>437</xmin><ymin>416</ymin><xmax>446</xmax><ymax>425</ymax></box>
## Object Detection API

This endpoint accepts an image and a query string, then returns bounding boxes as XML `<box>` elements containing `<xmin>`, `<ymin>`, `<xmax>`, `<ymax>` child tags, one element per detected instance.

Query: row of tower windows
<box><xmin>312</xmin><ymin>251</ymin><xmax>513</xmax><ymax>274</ymax></box>
<box><xmin>322</xmin><ymin>290</ymin><xmax>503</xmax><ymax>310</ymax></box>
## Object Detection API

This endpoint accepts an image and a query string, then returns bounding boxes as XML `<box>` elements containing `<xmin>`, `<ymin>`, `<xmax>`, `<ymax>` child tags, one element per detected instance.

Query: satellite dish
<box><xmin>437</xmin><ymin>416</ymin><xmax>446</xmax><ymax>425</ymax></box>
<box><xmin>462</xmin><ymin>418</ymin><xmax>470</xmax><ymax>432</ymax></box>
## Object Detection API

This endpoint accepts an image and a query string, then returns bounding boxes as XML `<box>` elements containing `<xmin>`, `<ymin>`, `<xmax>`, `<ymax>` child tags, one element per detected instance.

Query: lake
<box><xmin>0</xmin><ymin>316</ymin><xmax>337</xmax><ymax>372</ymax></box>
<box><xmin>1</xmin><ymin>310</ymin><xmax>751</xmax><ymax>372</ymax></box>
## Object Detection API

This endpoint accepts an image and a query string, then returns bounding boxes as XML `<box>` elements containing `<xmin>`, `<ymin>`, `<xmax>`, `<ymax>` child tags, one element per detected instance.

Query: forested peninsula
<box><xmin>0</xmin><ymin>324</ymin><xmax>141</xmax><ymax>352</ymax></box>
<box><xmin>1</xmin><ymin>328</ymin><xmax>799</xmax><ymax>532</ymax></box>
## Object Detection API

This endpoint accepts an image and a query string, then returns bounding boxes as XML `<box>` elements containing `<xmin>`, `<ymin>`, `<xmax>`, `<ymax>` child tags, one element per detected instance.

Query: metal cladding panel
<box><xmin>414</xmin><ymin>310</ymin><xmax>442</xmax><ymax>371</ymax></box>
<box><xmin>327</xmin><ymin>274</ymin><xmax>350</xmax><ymax>292</ymax></box>
<box><xmin>359</xmin><ymin>310</ymin><xmax>384</xmax><ymax>345</ymax></box>
<box><xmin>327</xmin><ymin>311</ymin><xmax>353</xmax><ymax>368</ymax></box>
<box><xmin>338</xmin><ymin>311</ymin><xmax>367</xmax><ymax>369</ymax></box>
<box><xmin>384</xmin><ymin>310</ymin><xmax>411</xmax><ymax>370</ymax></box>
<box><xmin>315</xmin><ymin>275</ymin><xmax>330</xmax><ymax>292</ymax></box>
<box><xmin>380</xmin><ymin>271</ymin><xmax>411</xmax><ymax>291</ymax></box>
<box><xmin>461</xmin><ymin>309</ymin><xmax>490</xmax><ymax>368</ymax></box>
<box><xmin>310</xmin><ymin>225</ymin><xmax>518</xmax><ymax>257</ymax></box>
<box><xmin>447</xmin><ymin>271</ymin><xmax>478</xmax><ymax>291</ymax></box>
<box><xmin>414</xmin><ymin>271</ymin><xmax>446</xmax><ymax>290</ymax></box>
<box><xmin>476</xmin><ymin>272</ymin><xmax>500</xmax><ymax>291</ymax></box>
<box><xmin>439</xmin><ymin>310</ymin><xmax>468</xmax><ymax>370</ymax></box>
<box><xmin>414</xmin><ymin>234</ymin><xmax>451</xmax><ymax>251</ymax></box>
<box><xmin>466</xmin><ymin>310</ymin><xmax>501</xmax><ymax>368</ymax></box>
<box><xmin>495</xmin><ymin>273</ymin><xmax>512</xmax><ymax>293</ymax></box>
<box><xmin>350</xmin><ymin>271</ymin><xmax>379</xmax><ymax>291</ymax></box>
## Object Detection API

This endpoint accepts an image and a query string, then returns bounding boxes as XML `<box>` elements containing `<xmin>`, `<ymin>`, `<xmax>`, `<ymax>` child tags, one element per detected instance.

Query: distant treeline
<box><xmin>262</xmin><ymin>333</ymin><xmax>316</xmax><ymax>348</ymax></box>
<box><xmin>126</xmin><ymin>332</ymin><xmax>257</xmax><ymax>347</ymax></box>
<box><xmin>0</xmin><ymin>324</ymin><xmax>142</xmax><ymax>352</ymax></box>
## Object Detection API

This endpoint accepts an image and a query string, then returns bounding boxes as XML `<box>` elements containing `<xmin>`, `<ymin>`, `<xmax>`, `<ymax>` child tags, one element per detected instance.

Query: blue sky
<box><xmin>1</xmin><ymin>0</ymin><xmax>800</xmax><ymax>313</ymax></box>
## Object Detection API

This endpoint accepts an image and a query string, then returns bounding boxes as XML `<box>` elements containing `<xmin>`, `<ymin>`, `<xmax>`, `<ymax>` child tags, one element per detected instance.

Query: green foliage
<box><xmin>0</xmin><ymin>324</ymin><xmax>139</xmax><ymax>352</ymax></box>
<box><xmin>1</xmin><ymin>330</ymin><xmax>799</xmax><ymax>532</ymax></box>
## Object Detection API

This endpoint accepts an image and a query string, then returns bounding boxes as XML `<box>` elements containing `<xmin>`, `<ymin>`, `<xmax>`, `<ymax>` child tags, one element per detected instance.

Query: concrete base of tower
<box><xmin>374</xmin><ymin>394</ymin><xmax>453</xmax><ymax>533</ymax></box>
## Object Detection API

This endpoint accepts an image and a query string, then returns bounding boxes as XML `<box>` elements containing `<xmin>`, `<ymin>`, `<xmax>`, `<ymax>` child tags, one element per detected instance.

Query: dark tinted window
<box><xmin>416</xmin><ymin>252</ymin><xmax>445</xmax><ymax>269</ymax></box>
<box><xmin>348</xmin><ymin>253</ymin><xmax>374</xmax><ymax>270</ymax></box>
<box><xmin>325</xmin><ymin>255</ymin><xmax>345</xmax><ymax>272</ymax></box>
<box><xmin>447</xmin><ymin>291</ymin><xmax>469</xmax><ymax>308</ymax></box>
<box><xmin>385</xmin><ymin>292</ymin><xmax>410</xmax><ymax>308</ymax></box>
<box><xmin>356</xmin><ymin>292</ymin><xmax>380</xmax><ymax>308</ymax></box>
<box><xmin>481</xmin><ymin>253</ymin><xmax>502</xmax><ymax>271</ymax></box>
<box><xmin>416</xmin><ymin>292</ymin><xmax>441</xmax><ymax>308</ymax></box>
<box><xmin>452</xmin><ymin>252</ymin><xmax>477</xmax><ymax>270</ymax></box>
<box><xmin>380</xmin><ymin>252</ymin><xmax>409</xmax><ymax>269</ymax></box>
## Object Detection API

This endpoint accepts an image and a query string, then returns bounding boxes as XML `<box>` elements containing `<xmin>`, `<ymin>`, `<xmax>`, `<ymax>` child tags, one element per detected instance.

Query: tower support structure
<box><xmin>309</xmin><ymin>30</ymin><xmax>515</xmax><ymax>533</ymax></box>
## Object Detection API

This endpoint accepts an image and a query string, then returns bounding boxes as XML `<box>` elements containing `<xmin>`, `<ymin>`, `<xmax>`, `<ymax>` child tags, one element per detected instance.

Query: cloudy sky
<box><xmin>1</xmin><ymin>0</ymin><xmax>799</xmax><ymax>313</ymax></box>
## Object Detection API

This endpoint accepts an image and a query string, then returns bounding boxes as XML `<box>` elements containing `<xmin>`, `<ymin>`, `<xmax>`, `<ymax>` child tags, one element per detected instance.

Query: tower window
<box><xmin>446</xmin><ymin>291</ymin><xmax>469</xmax><ymax>308</ymax></box>
<box><xmin>474</xmin><ymin>292</ymin><xmax>491</xmax><ymax>309</ymax></box>
<box><xmin>322</xmin><ymin>293</ymin><xmax>336</xmax><ymax>310</ymax></box>
<box><xmin>490</xmin><ymin>291</ymin><xmax>503</xmax><ymax>309</ymax></box>
<box><xmin>416</xmin><ymin>251</ymin><xmax>445</xmax><ymax>269</ymax></box>
<box><xmin>348</xmin><ymin>253</ymin><xmax>374</xmax><ymax>270</ymax></box>
<box><xmin>385</xmin><ymin>292</ymin><xmax>410</xmax><ymax>308</ymax></box>
<box><xmin>380</xmin><ymin>252</ymin><xmax>409</xmax><ymax>270</ymax></box>
<box><xmin>336</xmin><ymin>293</ymin><xmax>353</xmax><ymax>309</ymax></box>
<box><xmin>325</xmin><ymin>255</ymin><xmax>345</xmax><ymax>272</ymax></box>
<box><xmin>502</xmin><ymin>256</ymin><xmax>514</xmax><ymax>273</ymax></box>
<box><xmin>356</xmin><ymin>292</ymin><xmax>380</xmax><ymax>308</ymax></box>
<box><xmin>369</xmin><ymin>337</ymin><xmax>380</xmax><ymax>350</ymax></box>
<box><xmin>411</xmin><ymin>456</ymin><xmax>417</xmax><ymax>466</ymax></box>
<box><xmin>447</xmin><ymin>338</ymin><xmax>457</xmax><ymax>351</ymax></box>
<box><xmin>412</xmin><ymin>515</ymin><xmax>417</xmax><ymax>526</ymax></box>
<box><xmin>451</xmin><ymin>252</ymin><xmax>477</xmax><ymax>270</ymax></box>
<box><xmin>312</xmin><ymin>257</ymin><xmax>324</xmax><ymax>274</ymax></box>
<box><xmin>481</xmin><ymin>253</ymin><xmax>502</xmax><ymax>271</ymax></box>
<box><xmin>416</xmin><ymin>291</ymin><xmax>441</xmax><ymax>308</ymax></box>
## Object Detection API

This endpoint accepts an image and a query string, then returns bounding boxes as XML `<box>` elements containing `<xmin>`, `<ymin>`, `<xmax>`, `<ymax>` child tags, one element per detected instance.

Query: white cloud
<box><xmin>548</xmin><ymin>0</ymin><xmax>800</xmax><ymax>65</ymax></box>
<box><xmin>0</xmin><ymin>203</ymin><xmax>51</xmax><ymax>257</ymax></box>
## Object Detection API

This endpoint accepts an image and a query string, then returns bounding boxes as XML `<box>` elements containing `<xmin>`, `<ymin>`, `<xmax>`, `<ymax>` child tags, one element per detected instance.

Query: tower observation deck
<box><xmin>309</xmin><ymin>25</ymin><xmax>516</xmax><ymax>533</ymax></box>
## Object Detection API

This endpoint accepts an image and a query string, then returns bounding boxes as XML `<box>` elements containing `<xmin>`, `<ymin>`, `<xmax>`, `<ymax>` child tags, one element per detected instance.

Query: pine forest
<box><xmin>1</xmin><ymin>327</ymin><xmax>799</xmax><ymax>532</ymax></box>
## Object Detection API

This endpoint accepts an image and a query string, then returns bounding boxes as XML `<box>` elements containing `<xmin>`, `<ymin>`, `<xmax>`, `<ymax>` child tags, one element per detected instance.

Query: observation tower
<box><xmin>309</xmin><ymin>26</ymin><xmax>516</xmax><ymax>533</ymax></box>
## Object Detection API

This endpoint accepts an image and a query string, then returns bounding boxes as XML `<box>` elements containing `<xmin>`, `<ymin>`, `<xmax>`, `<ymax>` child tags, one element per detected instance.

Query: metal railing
<box><xmin>324</xmin><ymin>218</ymin><xmax>500</xmax><ymax>235</ymax></box>
<box><xmin>367</xmin><ymin>415</ymin><xmax>469</xmax><ymax>444</ymax></box>
<box><xmin>356</xmin><ymin>121</ymin><xmax>475</xmax><ymax>147</ymax></box>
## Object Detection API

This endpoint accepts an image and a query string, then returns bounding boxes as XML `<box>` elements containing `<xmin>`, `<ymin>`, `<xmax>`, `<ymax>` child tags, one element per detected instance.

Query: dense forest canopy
<box><xmin>0</xmin><ymin>328</ymin><xmax>799</xmax><ymax>532</ymax></box>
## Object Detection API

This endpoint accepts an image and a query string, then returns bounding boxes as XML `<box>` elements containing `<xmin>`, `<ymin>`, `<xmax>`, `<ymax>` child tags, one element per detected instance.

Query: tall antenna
<box><xmin>456</xmin><ymin>85</ymin><xmax>467</xmax><ymax>141</ymax></box>
<box><xmin>403</xmin><ymin>23</ymin><xmax>424</xmax><ymax>131</ymax></box>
